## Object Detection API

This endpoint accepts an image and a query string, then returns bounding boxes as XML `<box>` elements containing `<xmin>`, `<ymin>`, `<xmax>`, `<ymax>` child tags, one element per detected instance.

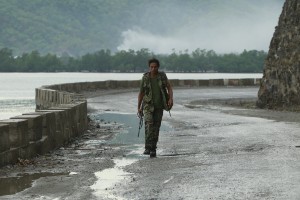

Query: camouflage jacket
<box><xmin>141</xmin><ymin>71</ymin><xmax>170</xmax><ymax>111</ymax></box>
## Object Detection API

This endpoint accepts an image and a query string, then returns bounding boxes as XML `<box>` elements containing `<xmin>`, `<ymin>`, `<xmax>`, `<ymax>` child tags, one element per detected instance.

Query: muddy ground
<box><xmin>1</xmin><ymin>87</ymin><xmax>300</xmax><ymax>200</ymax></box>
<box><xmin>0</xmin><ymin>115</ymin><xmax>126</xmax><ymax>199</ymax></box>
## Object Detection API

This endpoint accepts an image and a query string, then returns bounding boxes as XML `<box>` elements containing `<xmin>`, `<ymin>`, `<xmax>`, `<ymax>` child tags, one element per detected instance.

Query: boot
<box><xmin>150</xmin><ymin>150</ymin><xmax>156</xmax><ymax>158</ymax></box>
<box><xmin>143</xmin><ymin>149</ymin><xmax>150</xmax><ymax>155</ymax></box>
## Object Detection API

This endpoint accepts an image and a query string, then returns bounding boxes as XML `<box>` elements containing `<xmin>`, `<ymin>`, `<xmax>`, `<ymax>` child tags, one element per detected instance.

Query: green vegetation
<box><xmin>1</xmin><ymin>1</ymin><xmax>280</xmax><ymax>72</ymax></box>
<box><xmin>0</xmin><ymin>0</ymin><xmax>284</xmax><ymax>56</ymax></box>
<box><xmin>0</xmin><ymin>0</ymin><xmax>143</xmax><ymax>55</ymax></box>
<box><xmin>0</xmin><ymin>48</ymin><xmax>266</xmax><ymax>72</ymax></box>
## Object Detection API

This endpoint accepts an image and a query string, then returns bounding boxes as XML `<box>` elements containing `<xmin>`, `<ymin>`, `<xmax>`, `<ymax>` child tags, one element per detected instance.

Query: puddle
<box><xmin>94</xmin><ymin>112</ymin><xmax>172</xmax><ymax>160</ymax></box>
<box><xmin>94</xmin><ymin>112</ymin><xmax>144</xmax><ymax>146</ymax></box>
<box><xmin>94</xmin><ymin>112</ymin><xmax>171</xmax><ymax>146</ymax></box>
<box><xmin>90</xmin><ymin>112</ymin><xmax>172</xmax><ymax>199</ymax></box>
<box><xmin>0</xmin><ymin>172</ymin><xmax>68</xmax><ymax>196</ymax></box>
<box><xmin>91</xmin><ymin>158</ymin><xmax>136</xmax><ymax>200</ymax></box>
<box><xmin>83</xmin><ymin>139</ymin><xmax>106</xmax><ymax>150</ymax></box>
<box><xmin>0</xmin><ymin>112</ymin><xmax>171</xmax><ymax>197</ymax></box>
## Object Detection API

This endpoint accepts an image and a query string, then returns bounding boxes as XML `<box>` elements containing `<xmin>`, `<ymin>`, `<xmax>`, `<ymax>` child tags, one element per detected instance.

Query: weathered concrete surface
<box><xmin>1</xmin><ymin>87</ymin><xmax>300</xmax><ymax>200</ymax></box>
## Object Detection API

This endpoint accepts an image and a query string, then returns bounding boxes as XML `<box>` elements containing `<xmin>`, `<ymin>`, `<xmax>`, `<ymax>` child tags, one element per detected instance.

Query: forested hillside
<box><xmin>0</xmin><ymin>0</ymin><xmax>284</xmax><ymax>56</ymax></box>
<box><xmin>1</xmin><ymin>0</ymin><xmax>138</xmax><ymax>55</ymax></box>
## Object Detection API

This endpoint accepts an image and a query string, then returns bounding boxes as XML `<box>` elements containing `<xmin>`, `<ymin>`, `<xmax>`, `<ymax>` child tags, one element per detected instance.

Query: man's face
<box><xmin>149</xmin><ymin>62</ymin><xmax>159</xmax><ymax>74</ymax></box>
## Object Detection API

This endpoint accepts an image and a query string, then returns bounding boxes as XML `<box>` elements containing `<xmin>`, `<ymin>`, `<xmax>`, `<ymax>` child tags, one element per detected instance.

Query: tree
<box><xmin>112</xmin><ymin>49</ymin><xmax>136</xmax><ymax>72</ymax></box>
<box><xmin>0</xmin><ymin>47</ymin><xmax>267</xmax><ymax>72</ymax></box>
<box><xmin>0</xmin><ymin>48</ymin><xmax>15</xmax><ymax>71</ymax></box>
<box><xmin>134</xmin><ymin>48</ymin><xmax>152</xmax><ymax>72</ymax></box>
<box><xmin>94</xmin><ymin>49</ymin><xmax>112</xmax><ymax>72</ymax></box>
<box><xmin>24</xmin><ymin>50</ymin><xmax>42</xmax><ymax>72</ymax></box>
<box><xmin>42</xmin><ymin>53</ymin><xmax>62</xmax><ymax>72</ymax></box>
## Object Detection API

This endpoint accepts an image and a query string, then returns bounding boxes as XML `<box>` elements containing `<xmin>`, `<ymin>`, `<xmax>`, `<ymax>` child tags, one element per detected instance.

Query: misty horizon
<box><xmin>117</xmin><ymin>0</ymin><xmax>285</xmax><ymax>54</ymax></box>
<box><xmin>0</xmin><ymin>0</ymin><xmax>286</xmax><ymax>55</ymax></box>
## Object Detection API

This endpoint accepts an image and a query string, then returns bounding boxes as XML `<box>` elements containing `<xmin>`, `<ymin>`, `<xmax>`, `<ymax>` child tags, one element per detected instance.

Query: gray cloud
<box><xmin>117</xmin><ymin>0</ymin><xmax>285</xmax><ymax>54</ymax></box>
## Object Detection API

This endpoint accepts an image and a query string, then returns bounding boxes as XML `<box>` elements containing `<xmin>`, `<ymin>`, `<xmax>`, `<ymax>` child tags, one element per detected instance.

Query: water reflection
<box><xmin>91</xmin><ymin>158</ymin><xmax>136</xmax><ymax>200</ymax></box>
<box><xmin>90</xmin><ymin>112</ymin><xmax>172</xmax><ymax>199</ymax></box>
<box><xmin>94</xmin><ymin>112</ymin><xmax>170</xmax><ymax>146</ymax></box>
<box><xmin>0</xmin><ymin>172</ymin><xmax>67</xmax><ymax>196</ymax></box>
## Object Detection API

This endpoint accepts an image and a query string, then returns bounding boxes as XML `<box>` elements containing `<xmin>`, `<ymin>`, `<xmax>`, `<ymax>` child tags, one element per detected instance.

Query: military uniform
<box><xmin>140</xmin><ymin>71</ymin><xmax>169</xmax><ymax>153</ymax></box>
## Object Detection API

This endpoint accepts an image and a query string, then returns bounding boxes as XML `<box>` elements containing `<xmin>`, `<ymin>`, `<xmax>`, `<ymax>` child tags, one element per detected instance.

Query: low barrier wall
<box><xmin>0</xmin><ymin>85</ymin><xmax>88</xmax><ymax>167</ymax></box>
<box><xmin>0</xmin><ymin>78</ymin><xmax>260</xmax><ymax>167</ymax></box>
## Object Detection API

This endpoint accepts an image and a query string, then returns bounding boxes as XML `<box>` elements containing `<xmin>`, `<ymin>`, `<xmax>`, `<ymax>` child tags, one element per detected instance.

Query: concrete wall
<box><xmin>0</xmin><ymin>78</ymin><xmax>260</xmax><ymax>167</ymax></box>
<box><xmin>0</xmin><ymin>85</ymin><xmax>88</xmax><ymax>167</ymax></box>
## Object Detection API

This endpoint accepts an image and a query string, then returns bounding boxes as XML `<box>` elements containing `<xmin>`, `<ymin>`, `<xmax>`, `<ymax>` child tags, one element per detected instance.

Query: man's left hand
<box><xmin>168</xmin><ymin>98</ymin><xmax>173</xmax><ymax>109</ymax></box>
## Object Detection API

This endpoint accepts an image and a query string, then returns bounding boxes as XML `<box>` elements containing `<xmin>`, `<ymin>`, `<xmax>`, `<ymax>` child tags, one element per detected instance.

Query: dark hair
<box><xmin>148</xmin><ymin>58</ymin><xmax>160</xmax><ymax>67</ymax></box>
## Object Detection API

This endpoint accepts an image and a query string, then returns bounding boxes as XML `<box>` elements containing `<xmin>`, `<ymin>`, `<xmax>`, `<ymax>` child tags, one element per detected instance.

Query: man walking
<box><xmin>137</xmin><ymin>58</ymin><xmax>173</xmax><ymax>157</ymax></box>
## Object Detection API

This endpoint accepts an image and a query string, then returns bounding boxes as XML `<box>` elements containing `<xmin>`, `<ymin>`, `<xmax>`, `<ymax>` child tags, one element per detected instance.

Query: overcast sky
<box><xmin>117</xmin><ymin>0</ymin><xmax>285</xmax><ymax>54</ymax></box>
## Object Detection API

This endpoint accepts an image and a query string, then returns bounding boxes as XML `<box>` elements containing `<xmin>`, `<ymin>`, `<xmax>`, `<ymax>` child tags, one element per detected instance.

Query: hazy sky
<box><xmin>117</xmin><ymin>0</ymin><xmax>285</xmax><ymax>54</ymax></box>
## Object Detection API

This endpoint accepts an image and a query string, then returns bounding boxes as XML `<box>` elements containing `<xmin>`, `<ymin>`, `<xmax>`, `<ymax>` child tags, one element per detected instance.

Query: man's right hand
<box><xmin>137</xmin><ymin>108</ymin><xmax>143</xmax><ymax>118</ymax></box>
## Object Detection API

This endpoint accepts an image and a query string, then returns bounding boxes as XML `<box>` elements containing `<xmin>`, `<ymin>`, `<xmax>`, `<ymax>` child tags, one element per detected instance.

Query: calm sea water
<box><xmin>0</xmin><ymin>72</ymin><xmax>262</xmax><ymax>120</ymax></box>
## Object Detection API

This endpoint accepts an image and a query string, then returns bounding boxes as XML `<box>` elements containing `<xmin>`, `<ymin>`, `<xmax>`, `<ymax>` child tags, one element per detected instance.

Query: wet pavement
<box><xmin>1</xmin><ymin>86</ymin><xmax>300</xmax><ymax>200</ymax></box>
<box><xmin>0</xmin><ymin>172</ymin><xmax>68</xmax><ymax>196</ymax></box>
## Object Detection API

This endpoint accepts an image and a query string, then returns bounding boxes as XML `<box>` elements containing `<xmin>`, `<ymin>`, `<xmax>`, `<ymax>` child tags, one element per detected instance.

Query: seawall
<box><xmin>0</xmin><ymin>78</ymin><xmax>261</xmax><ymax>167</ymax></box>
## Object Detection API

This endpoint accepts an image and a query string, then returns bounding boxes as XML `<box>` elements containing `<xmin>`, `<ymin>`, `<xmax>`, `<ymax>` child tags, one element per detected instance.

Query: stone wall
<box><xmin>0</xmin><ymin>86</ymin><xmax>88</xmax><ymax>167</ymax></box>
<box><xmin>257</xmin><ymin>0</ymin><xmax>300</xmax><ymax>108</ymax></box>
<box><xmin>0</xmin><ymin>78</ymin><xmax>260</xmax><ymax>167</ymax></box>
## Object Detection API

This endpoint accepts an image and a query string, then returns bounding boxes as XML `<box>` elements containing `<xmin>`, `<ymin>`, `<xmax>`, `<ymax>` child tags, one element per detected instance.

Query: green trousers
<box><xmin>144</xmin><ymin>108</ymin><xmax>163</xmax><ymax>151</ymax></box>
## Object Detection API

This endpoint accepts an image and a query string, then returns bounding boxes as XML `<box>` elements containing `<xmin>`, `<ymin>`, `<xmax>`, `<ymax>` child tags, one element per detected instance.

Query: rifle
<box><xmin>137</xmin><ymin>103</ymin><xmax>144</xmax><ymax>137</ymax></box>
<box><xmin>161</xmin><ymin>87</ymin><xmax>172</xmax><ymax>117</ymax></box>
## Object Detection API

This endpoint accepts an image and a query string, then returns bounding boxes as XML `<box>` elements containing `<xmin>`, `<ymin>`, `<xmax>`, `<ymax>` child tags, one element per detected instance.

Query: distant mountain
<box><xmin>0</xmin><ymin>0</ymin><xmax>285</xmax><ymax>55</ymax></box>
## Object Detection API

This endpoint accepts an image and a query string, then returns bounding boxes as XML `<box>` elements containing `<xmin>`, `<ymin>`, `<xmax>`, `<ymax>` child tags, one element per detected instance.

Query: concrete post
<box><xmin>10</xmin><ymin>114</ymin><xmax>43</xmax><ymax>141</ymax></box>
<box><xmin>0</xmin><ymin>119</ymin><xmax>29</xmax><ymax>148</ymax></box>
<box><xmin>0</xmin><ymin>124</ymin><xmax>10</xmax><ymax>152</ymax></box>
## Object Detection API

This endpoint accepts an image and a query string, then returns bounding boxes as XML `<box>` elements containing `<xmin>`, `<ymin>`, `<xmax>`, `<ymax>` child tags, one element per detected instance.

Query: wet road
<box><xmin>85</xmin><ymin>87</ymin><xmax>300</xmax><ymax>200</ymax></box>
<box><xmin>1</xmin><ymin>87</ymin><xmax>300</xmax><ymax>200</ymax></box>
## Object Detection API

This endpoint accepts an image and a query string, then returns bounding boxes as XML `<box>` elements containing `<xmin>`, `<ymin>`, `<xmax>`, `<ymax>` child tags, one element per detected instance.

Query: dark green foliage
<box><xmin>0</xmin><ymin>47</ymin><xmax>267</xmax><ymax>73</ymax></box>
<box><xmin>0</xmin><ymin>0</ymin><xmax>142</xmax><ymax>55</ymax></box>
<box><xmin>0</xmin><ymin>0</ymin><xmax>284</xmax><ymax>56</ymax></box>
<box><xmin>0</xmin><ymin>48</ymin><xmax>15</xmax><ymax>71</ymax></box>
